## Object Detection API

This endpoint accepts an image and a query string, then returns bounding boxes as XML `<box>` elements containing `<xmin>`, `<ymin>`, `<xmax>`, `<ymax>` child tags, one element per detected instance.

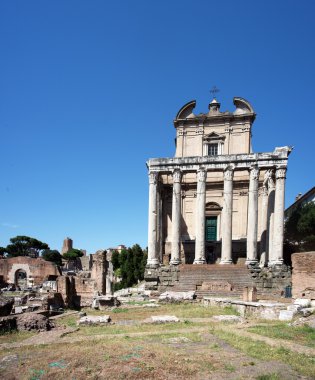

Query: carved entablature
<box><xmin>276</xmin><ymin>167</ymin><xmax>287</xmax><ymax>179</ymax></box>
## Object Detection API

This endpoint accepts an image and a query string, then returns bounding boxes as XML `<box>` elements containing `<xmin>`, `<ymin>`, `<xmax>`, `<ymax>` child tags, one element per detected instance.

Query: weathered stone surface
<box><xmin>0</xmin><ymin>315</ymin><xmax>17</xmax><ymax>331</ymax></box>
<box><xmin>144</xmin><ymin>315</ymin><xmax>179</xmax><ymax>324</ymax></box>
<box><xmin>294</xmin><ymin>298</ymin><xmax>311</xmax><ymax>308</ymax></box>
<box><xmin>279</xmin><ymin>310</ymin><xmax>296</xmax><ymax>321</ymax></box>
<box><xmin>201</xmin><ymin>281</ymin><xmax>232</xmax><ymax>292</ymax></box>
<box><xmin>292</xmin><ymin>252</ymin><xmax>315</xmax><ymax>299</ymax></box>
<box><xmin>212</xmin><ymin>315</ymin><xmax>244</xmax><ymax>323</ymax></box>
<box><xmin>0</xmin><ymin>295</ymin><xmax>14</xmax><ymax>316</ymax></box>
<box><xmin>159</xmin><ymin>291</ymin><xmax>196</xmax><ymax>302</ymax></box>
<box><xmin>78</xmin><ymin>315</ymin><xmax>111</xmax><ymax>325</ymax></box>
<box><xmin>16</xmin><ymin>313</ymin><xmax>54</xmax><ymax>331</ymax></box>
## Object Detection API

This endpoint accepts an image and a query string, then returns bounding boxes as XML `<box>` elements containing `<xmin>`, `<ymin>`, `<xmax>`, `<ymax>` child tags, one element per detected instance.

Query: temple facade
<box><xmin>146</xmin><ymin>97</ymin><xmax>292</xmax><ymax>268</ymax></box>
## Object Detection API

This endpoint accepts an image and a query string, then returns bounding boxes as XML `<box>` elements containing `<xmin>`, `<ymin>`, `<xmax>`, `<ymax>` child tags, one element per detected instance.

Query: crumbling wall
<box><xmin>0</xmin><ymin>257</ymin><xmax>60</xmax><ymax>286</ymax></box>
<box><xmin>292</xmin><ymin>252</ymin><xmax>315</xmax><ymax>299</ymax></box>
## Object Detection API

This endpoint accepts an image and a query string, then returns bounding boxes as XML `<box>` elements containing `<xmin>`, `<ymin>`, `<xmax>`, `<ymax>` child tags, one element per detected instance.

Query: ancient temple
<box><xmin>145</xmin><ymin>96</ymin><xmax>292</xmax><ymax>283</ymax></box>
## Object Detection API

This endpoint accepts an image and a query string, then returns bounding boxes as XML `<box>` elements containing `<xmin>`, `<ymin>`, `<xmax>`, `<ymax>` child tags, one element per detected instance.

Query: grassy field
<box><xmin>0</xmin><ymin>303</ymin><xmax>314</xmax><ymax>379</ymax></box>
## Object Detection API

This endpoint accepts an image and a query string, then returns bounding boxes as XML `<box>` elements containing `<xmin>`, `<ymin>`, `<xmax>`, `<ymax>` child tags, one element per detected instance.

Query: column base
<box><xmin>193</xmin><ymin>258</ymin><xmax>206</xmax><ymax>264</ymax></box>
<box><xmin>146</xmin><ymin>259</ymin><xmax>160</xmax><ymax>268</ymax></box>
<box><xmin>245</xmin><ymin>259</ymin><xmax>258</xmax><ymax>265</ymax></box>
<box><xmin>268</xmin><ymin>259</ymin><xmax>284</xmax><ymax>267</ymax></box>
<box><xmin>170</xmin><ymin>259</ymin><xmax>181</xmax><ymax>265</ymax></box>
<box><xmin>220</xmin><ymin>259</ymin><xmax>232</xmax><ymax>264</ymax></box>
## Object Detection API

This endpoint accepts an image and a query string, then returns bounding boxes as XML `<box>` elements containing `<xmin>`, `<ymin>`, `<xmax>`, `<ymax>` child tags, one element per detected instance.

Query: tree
<box><xmin>1</xmin><ymin>236</ymin><xmax>49</xmax><ymax>258</ymax></box>
<box><xmin>42</xmin><ymin>249</ymin><xmax>62</xmax><ymax>266</ymax></box>
<box><xmin>113</xmin><ymin>244</ymin><xmax>147</xmax><ymax>290</ymax></box>
<box><xmin>111</xmin><ymin>250</ymin><xmax>120</xmax><ymax>271</ymax></box>
<box><xmin>62</xmin><ymin>248</ymin><xmax>84</xmax><ymax>261</ymax></box>
<box><xmin>285</xmin><ymin>202</ymin><xmax>315</xmax><ymax>252</ymax></box>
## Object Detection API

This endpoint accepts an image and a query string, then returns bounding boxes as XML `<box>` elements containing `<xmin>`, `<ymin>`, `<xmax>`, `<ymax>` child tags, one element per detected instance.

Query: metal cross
<box><xmin>210</xmin><ymin>86</ymin><xmax>220</xmax><ymax>99</ymax></box>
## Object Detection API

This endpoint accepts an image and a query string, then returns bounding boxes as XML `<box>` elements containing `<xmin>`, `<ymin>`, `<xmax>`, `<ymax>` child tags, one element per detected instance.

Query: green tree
<box><xmin>1</xmin><ymin>236</ymin><xmax>49</xmax><ymax>258</ymax></box>
<box><xmin>111</xmin><ymin>250</ymin><xmax>120</xmax><ymax>271</ymax></box>
<box><xmin>62</xmin><ymin>248</ymin><xmax>84</xmax><ymax>261</ymax></box>
<box><xmin>285</xmin><ymin>202</ymin><xmax>315</xmax><ymax>252</ymax></box>
<box><xmin>42</xmin><ymin>249</ymin><xmax>62</xmax><ymax>266</ymax></box>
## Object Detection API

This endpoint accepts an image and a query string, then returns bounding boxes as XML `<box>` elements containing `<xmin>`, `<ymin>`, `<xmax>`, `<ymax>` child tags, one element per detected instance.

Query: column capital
<box><xmin>276</xmin><ymin>167</ymin><xmax>287</xmax><ymax>179</ymax></box>
<box><xmin>249</xmin><ymin>166</ymin><xmax>259</xmax><ymax>180</ymax></box>
<box><xmin>149</xmin><ymin>171</ymin><xmax>159</xmax><ymax>185</ymax></box>
<box><xmin>197</xmin><ymin>167</ymin><xmax>207</xmax><ymax>182</ymax></box>
<box><xmin>224</xmin><ymin>166</ymin><xmax>234</xmax><ymax>181</ymax></box>
<box><xmin>172</xmin><ymin>169</ymin><xmax>182</xmax><ymax>183</ymax></box>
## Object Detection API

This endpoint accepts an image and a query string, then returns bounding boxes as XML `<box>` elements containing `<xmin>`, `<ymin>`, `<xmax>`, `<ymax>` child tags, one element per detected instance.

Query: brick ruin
<box><xmin>291</xmin><ymin>252</ymin><xmax>315</xmax><ymax>299</ymax></box>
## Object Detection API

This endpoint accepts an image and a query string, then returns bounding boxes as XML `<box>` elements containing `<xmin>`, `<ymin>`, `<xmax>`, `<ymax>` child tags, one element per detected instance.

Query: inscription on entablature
<box><xmin>201</xmin><ymin>281</ymin><xmax>233</xmax><ymax>292</ymax></box>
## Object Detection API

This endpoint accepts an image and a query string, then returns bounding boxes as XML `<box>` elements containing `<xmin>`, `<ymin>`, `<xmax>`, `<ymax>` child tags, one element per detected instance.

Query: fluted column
<box><xmin>147</xmin><ymin>171</ymin><xmax>160</xmax><ymax>267</ymax></box>
<box><xmin>221</xmin><ymin>166</ymin><xmax>234</xmax><ymax>264</ymax></box>
<box><xmin>170</xmin><ymin>169</ymin><xmax>182</xmax><ymax>265</ymax></box>
<box><xmin>271</xmin><ymin>167</ymin><xmax>286</xmax><ymax>265</ymax></box>
<box><xmin>194</xmin><ymin>168</ymin><xmax>207</xmax><ymax>264</ymax></box>
<box><xmin>246</xmin><ymin>167</ymin><xmax>259</xmax><ymax>264</ymax></box>
<box><xmin>259</xmin><ymin>183</ymin><xmax>269</xmax><ymax>266</ymax></box>
<box><xmin>266</xmin><ymin>170</ymin><xmax>275</xmax><ymax>265</ymax></box>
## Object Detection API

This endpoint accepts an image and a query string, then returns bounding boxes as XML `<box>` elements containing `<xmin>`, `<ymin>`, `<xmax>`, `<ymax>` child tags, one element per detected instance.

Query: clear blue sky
<box><xmin>0</xmin><ymin>1</ymin><xmax>314</xmax><ymax>253</ymax></box>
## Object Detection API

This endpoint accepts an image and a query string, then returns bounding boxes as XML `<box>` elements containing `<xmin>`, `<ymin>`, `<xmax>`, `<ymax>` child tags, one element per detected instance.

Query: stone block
<box><xmin>78</xmin><ymin>315</ymin><xmax>111</xmax><ymax>325</ymax></box>
<box><xmin>212</xmin><ymin>315</ymin><xmax>244</xmax><ymax>323</ymax></box>
<box><xmin>279</xmin><ymin>310</ymin><xmax>295</xmax><ymax>321</ymax></box>
<box><xmin>294</xmin><ymin>298</ymin><xmax>311</xmax><ymax>308</ymax></box>
<box><xmin>159</xmin><ymin>291</ymin><xmax>196</xmax><ymax>302</ymax></box>
<box><xmin>144</xmin><ymin>315</ymin><xmax>179</xmax><ymax>323</ymax></box>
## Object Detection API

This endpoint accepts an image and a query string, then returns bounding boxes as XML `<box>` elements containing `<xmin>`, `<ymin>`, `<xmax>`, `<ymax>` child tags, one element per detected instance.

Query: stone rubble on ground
<box><xmin>159</xmin><ymin>291</ymin><xmax>196</xmax><ymax>302</ymax></box>
<box><xmin>143</xmin><ymin>315</ymin><xmax>180</xmax><ymax>324</ymax></box>
<box><xmin>77</xmin><ymin>315</ymin><xmax>111</xmax><ymax>325</ymax></box>
<box><xmin>211</xmin><ymin>315</ymin><xmax>244</xmax><ymax>323</ymax></box>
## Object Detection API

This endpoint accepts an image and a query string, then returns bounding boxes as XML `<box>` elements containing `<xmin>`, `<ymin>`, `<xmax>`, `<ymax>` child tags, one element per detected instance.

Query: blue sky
<box><xmin>0</xmin><ymin>1</ymin><xmax>314</xmax><ymax>253</ymax></box>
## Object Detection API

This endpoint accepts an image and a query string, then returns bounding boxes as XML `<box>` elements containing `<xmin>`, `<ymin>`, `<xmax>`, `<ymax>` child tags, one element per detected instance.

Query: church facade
<box><xmin>146</xmin><ymin>97</ymin><xmax>291</xmax><ymax>268</ymax></box>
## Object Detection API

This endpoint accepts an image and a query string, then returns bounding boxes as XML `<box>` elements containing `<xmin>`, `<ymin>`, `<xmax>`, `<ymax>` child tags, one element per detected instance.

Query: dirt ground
<box><xmin>0</xmin><ymin>304</ymin><xmax>314</xmax><ymax>380</ymax></box>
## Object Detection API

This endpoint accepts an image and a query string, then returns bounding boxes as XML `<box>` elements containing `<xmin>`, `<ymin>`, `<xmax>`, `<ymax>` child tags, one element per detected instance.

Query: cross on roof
<box><xmin>210</xmin><ymin>86</ymin><xmax>220</xmax><ymax>99</ymax></box>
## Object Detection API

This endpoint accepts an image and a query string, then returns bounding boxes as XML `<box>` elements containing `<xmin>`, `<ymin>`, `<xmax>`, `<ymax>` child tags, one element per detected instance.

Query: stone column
<box><xmin>259</xmin><ymin>183</ymin><xmax>268</xmax><ymax>266</ymax></box>
<box><xmin>246</xmin><ymin>167</ymin><xmax>259</xmax><ymax>264</ymax></box>
<box><xmin>170</xmin><ymin>169</ymin><xmax>182</xmax><ymax>265</ymax></box>
<box><xmin>271</xmin><ymin>167</ymin><xmax>286</xmax><ymax>265</ymax></box>
<box><xmin>147</xmin><ymin>171</ymin><xmax>160</xmax><ymax>267</ymax></box>
<box><xmin>221</xmin><ymin>166</ymin><xmax>234</xmax><ymax>264</ymax></box>
<box><xmin>266</xmin><ymin>170</ymin><xmax>275</xmax><ymax>265</ymax></box>
<box><xmin>194</xmin><ymin>168</ymin><xmax>207</xmax><ymax>264</ymax></box>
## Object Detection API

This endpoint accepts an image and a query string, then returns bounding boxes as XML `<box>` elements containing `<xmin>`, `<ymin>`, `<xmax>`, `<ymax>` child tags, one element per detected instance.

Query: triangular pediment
<box><xmin>204</xmin><ymin>132</ymin><xmax>225</xmax><ymax>140</ymax></box>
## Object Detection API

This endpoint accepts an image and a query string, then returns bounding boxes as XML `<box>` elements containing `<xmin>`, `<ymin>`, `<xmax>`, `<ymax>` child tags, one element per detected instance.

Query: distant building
<box><xmin>61</xmin><ymin>237</ymin><xmax>73</xmax><ymax>254</ymax></box>
<box><xmin>285</xmin><ymin>186</ymin><xmax>315</xmax><ymax>218</ymax></box>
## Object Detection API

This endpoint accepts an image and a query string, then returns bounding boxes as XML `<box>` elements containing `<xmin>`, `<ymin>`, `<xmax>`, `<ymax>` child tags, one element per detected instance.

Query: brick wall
<box><xmin>291</xmin><ymin>252</ymin><xmax>315</xmax><ymax>299</ymax></box>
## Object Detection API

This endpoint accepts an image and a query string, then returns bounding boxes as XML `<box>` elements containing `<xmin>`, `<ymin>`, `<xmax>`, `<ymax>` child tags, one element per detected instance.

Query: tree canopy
<box><xmin>62</xmin><ymin>248</ymin><xmax>84</xmax><ymax>261</ymax></box>
<box><xmin>0</xmin><ymin>236</ymin><xmax>49</xmax><ymax>258</ymax></box>
<box><xmin>285</xmin><ymin>202</ymin><xmax>315</xmax><ymax>252</ymax></box>
<box><xmin>42</xmin><ymin>249</ymin><xmax>62</xmax><ymax>266</ymax></box>
<box><xmin>113</xmin><ymin>244</ymin><xmax>147</xmax><ymax>290</ymax></box>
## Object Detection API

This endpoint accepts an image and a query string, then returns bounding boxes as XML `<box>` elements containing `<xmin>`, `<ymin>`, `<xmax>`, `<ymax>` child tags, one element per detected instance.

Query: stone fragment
<box><xmin>279</xmin><ymin>310</ymin><xmax>295</xmax><ymax>321</ymax></box>
<box><xmin>144</xmin><ymin>315</ymin><xmax>179</xmax><ymax>323</ymax></box>
<box><xmin>159</xmin><ymin>291</ymin><xmax>196</xmax><ymax>302</ymax></box>
<box><xmin>78</xmin><ymin>315</ymin><xmax>111</xmax><ymax>325</ymax></box>
<box><xmin>0</xmin><ymin>295</ymin><xmax>14</xmax><ymax>316</ymax></box>
<box><xmin>294</xmin><ymin>298</ymin><xmax>311</xmax><ymax>308</ymax></box>
<box><xmin>142</xmin><ymin>303</ymin><xmax>160</xmax><ymax>308</ymax></box>
<box><xmin>212</xmin><ymin>315</ymin><xmax>244</xmax><ymax>323</ymax></box>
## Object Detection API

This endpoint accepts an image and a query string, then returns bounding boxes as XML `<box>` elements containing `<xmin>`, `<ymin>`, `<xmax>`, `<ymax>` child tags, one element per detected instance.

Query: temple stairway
<box><xmin>171</xmin><ymin>264</ymin><xmax>257</xmax><ymax>299</ymax></box>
